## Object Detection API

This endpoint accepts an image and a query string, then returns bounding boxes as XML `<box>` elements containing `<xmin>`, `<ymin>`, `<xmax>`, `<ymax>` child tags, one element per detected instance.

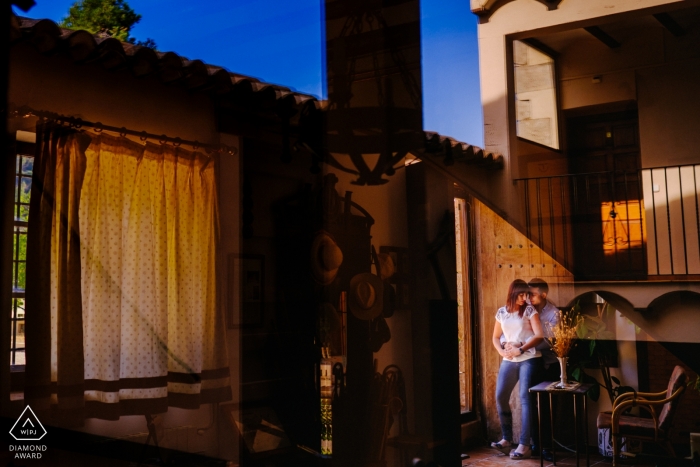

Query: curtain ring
<box><xmin>94</xmin><ymin>122</ymin><xmax>103</xmax><ymax>133</ymax></box>
<box><xmin>119</xmin><ymin>127</ymin><xmax>128</xmax><ymax>138</ymax></box>
<box><xmin>192</xmin><ymin>141</ymin><xmax>200</xmax><ymax>150</ymax></box>
<box><xmin>159</xmin><ymin>135</ymin><xmax>168</xmax><ymax>145</ymax></box>
<box><xmin>139</xmin><ymin>131</ymin><xmax>148</xmax><ymax>142</ymax></box>
<box><xmin>73</xmin><ymin>118</ymin><xmax>83</xmax><ymax>129</ymax></box>
<box><xmin>173</xmin><ymin>138</ymin><xmax>182</xmax><ymax>147</ymax></box>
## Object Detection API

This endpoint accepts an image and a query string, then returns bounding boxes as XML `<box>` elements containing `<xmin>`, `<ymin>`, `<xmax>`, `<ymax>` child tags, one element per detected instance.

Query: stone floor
<box><xmin>461</xmin><ymin>446</ymin><xmax>684</xmax><ymax>467</ymax></box>
<box><xmin>2</xmin><ymin>444</ymin><xmax>689</xmax><ymax>467</ymax></box>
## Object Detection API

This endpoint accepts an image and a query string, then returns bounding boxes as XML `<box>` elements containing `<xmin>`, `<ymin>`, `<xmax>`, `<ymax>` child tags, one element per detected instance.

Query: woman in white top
<box><xmin>490</xmin><ymin>279</ymin><xmax>544</xmax><ymax>459</ymax></box>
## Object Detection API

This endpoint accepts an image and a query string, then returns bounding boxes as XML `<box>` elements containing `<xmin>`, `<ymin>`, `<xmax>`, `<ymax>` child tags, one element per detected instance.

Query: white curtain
<box><xmin>25</xmin><ymin>122</ymin><xmax>90</xmax><ymax>422</ymax></box>
<box><xmin>79</xmin><ymin>134</ymin><xmax>229</xmax><ymax>418</ymax></box>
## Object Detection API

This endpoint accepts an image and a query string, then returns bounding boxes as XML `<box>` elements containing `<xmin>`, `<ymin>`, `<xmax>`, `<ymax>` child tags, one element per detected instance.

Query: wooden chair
<box><xmin>597</xmin><ymin>365</ymin><xmax>688</xmax><ymax>467</ymax></box>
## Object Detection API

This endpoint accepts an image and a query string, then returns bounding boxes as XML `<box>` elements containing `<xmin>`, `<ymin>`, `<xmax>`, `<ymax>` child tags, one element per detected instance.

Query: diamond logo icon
<box><xmin>9</xmin><ymin>406</ymin><xmax>47</xmax><ymax>441</ymax></box>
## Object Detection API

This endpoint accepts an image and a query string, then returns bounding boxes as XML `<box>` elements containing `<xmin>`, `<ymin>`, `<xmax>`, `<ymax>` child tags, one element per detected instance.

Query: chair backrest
<box><xmin>658</xmin><ymin>365</ymin><xmax>688</xmax><ymax>434</ymax></box>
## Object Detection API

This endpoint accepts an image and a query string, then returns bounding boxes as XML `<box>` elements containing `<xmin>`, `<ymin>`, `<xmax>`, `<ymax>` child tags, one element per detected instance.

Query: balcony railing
<box><xmin>515</xmin><ymin>164</ymin><xmax>700</xmax><ymax>280</ymax></box>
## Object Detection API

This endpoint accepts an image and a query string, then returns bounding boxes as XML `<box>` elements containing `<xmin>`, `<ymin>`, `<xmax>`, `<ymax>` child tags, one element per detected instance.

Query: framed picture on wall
<box><xmin>228</xmin><ymin>254</ymin><xmax>265</xmax><ymax>328</ymax></box>
<box><xmin>380</xmin><ymin>246</ymin><xmax>411</xmax><ymax>310</ymax></box>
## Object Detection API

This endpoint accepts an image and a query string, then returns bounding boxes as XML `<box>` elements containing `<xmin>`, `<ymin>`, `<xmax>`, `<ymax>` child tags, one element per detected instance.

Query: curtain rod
<box><xmin>9</xmin><ymin>104</ymin><xmax>237</xmax><ymax>155</ymax></box>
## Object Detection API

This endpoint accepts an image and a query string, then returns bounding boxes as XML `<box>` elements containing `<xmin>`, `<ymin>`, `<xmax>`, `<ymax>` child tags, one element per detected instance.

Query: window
<box><xmin>600</xmin><ymin>200</ymin><xmax>645</xmax><ymax>254</ymax></box>
<box><xmin>454</xmin><ymin>196</ymin><xmax>473</xmax><ymax>414</ymax></box>
<box><xmin>11</xmin><ymin>140</ymin><xmax>34</xmax><ymax>368</ymax></box>
<box><xmin>513</xmin><ymin>40</ymin><xmax>559</xmax><ymax>149</ymax></box>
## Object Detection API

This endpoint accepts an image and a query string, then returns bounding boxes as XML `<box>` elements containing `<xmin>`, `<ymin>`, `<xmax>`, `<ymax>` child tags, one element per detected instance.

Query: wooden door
<box><xmin>567</xmin><ymin>111</ymin><xmax>646</xmax><ymax>279</ymax></box>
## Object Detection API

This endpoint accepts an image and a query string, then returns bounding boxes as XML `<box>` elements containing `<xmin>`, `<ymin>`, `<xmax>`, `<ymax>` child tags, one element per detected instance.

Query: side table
<box><xmin>529</xmin><ymin>382</ymin><xmax>594</xmax><ymax>467</ymax></box>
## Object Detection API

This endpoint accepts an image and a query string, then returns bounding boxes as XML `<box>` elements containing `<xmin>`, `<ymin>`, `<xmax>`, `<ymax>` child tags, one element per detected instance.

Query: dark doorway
<box><xmin>568</xmin><ymin>111</ymin><xmax>641</xmax><ymax>174</ymax></box>
<box><xmin>567</xmin><ymin>111</ymin><xmax>646</xmax><ymax>279</ymax></box>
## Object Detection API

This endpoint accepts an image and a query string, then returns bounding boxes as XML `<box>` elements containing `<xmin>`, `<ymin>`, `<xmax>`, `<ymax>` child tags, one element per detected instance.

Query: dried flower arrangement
<box><xmin>545</xmin><ymin>309</ymin><xmax>583</xmax><ymax>358</ymax></box>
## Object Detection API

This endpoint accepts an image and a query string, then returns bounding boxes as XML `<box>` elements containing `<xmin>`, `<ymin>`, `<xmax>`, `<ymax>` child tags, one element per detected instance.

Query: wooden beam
<box><xmin>653</xmin><ymin>13</ymin><xmax>685</xmax><ymax>37</ymax></box>
<box><xmin>522</xmin><ymin>38</ymin><xmax>559</xmax><ymax>58</ymax></box>
<box><xmin>584</xmin><ymin>26</ymin><xmax>621</xmax><ymax>49</ymax></box>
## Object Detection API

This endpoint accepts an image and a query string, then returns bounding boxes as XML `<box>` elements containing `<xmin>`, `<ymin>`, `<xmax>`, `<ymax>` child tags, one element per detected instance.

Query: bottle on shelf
<box><xmin>321</xmin><ymin>418</ymin><xmax>328</xmax><ymax>455</ymax></box>
<box><xmin>320</xmin><ymin>347</ymin><xmax>332</xmax><ymax>399</ymax></box>
<box><xmin>326</xmin><ymin>418</ymin><xmax>333</xmax><ymax>455</ymax></box>
<box><xmin>320</xmin><ymin>347</ymin><xmax>333</xmax><ymax>456</ymax></box>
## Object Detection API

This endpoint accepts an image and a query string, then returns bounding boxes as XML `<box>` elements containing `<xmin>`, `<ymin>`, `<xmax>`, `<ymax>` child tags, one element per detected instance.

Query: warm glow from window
<box><xmin>600</xmin><ymin>201</ymin><xmax>645</xmax><ymax>255</ymax></box>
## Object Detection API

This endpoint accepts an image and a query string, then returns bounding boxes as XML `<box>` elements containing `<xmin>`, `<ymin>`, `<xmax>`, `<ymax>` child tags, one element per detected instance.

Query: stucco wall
<box><xmin>217</xmin><ymin>133</ymin><xmax>241</xmax><ymax>462</ymax></box>
<box><xmin>637</xmin><ymin>60</ymin><xmax>700</xmax><ymax>168</ymax></box>
<box><xmin>10</xmin><ymin>44</ymin><xmax>218</xmax><ymax>144</ymax></box>
<box><xmin>468</xmin><ymin>0</ymin><xmax>698</xmax><ymax>219</ymax></box>
<box><xmin>554</xmin><ymin>14</ymin><xmax>700</xmax><ymax>169</ymax></box>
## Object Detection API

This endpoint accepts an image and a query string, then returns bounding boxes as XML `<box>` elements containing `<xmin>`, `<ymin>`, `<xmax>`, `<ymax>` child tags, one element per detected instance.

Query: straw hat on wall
<box><xmin>348</xmin><ymin>272</ymin><xmax>383</xmax><ymax>320</ymax></box>
<box><xmin>310</xmin><ymin>231</ymin><xmax>343</xmax><ymax>285</ymax></box>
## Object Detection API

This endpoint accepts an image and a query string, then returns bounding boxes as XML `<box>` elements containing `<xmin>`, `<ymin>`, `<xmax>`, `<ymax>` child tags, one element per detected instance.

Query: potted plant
<box><xmin>544</xmin><ymin>309</ymin><xmax>583</xmax><ymax>389</ymax></box>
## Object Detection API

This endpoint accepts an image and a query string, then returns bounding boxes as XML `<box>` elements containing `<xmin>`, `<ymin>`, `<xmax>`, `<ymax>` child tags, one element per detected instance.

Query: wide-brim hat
<box><xmin>349</xmin><ymin>272</ymin><xmax>383</xmax><ymax>320</ymax></box>
<box><xmin>311</xmin><ymin>231</ymin><xmax>343</xmax><ymax>285</ymax></box>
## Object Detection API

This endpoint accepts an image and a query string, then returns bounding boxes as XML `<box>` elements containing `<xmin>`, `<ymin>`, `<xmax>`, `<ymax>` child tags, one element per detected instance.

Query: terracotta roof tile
<box><xmin>10</xmin><ymin>13</ymin><xmax>502</xmax><ymax>170</ymax></box>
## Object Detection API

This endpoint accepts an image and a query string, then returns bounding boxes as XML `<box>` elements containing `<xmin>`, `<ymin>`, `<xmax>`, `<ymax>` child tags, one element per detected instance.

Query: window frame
<box><xmin>454</xmin><ymin>188</ymin><xmax>478</xmax><ymax>423</ymax></box>
<box><xmin>510</xmin><ymin>38</ymin><xmax>562</xmax><ymax>152</ymax></box>
<box><xmin>10</xmin><ymin>139</ymin><xmax>35</xmax><ymax>373</ymax></box>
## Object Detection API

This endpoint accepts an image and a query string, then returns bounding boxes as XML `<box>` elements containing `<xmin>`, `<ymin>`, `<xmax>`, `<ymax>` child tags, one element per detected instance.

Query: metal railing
<box><xmin>515</xmin><ymin>164</ymin><xmax>700</xmax><ymax>280</ymax></box>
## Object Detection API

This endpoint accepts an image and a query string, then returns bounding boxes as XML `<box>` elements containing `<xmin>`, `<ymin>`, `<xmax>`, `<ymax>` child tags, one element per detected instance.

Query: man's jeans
<box><xmin>496</xmin><ymin>357</ymin><xmax>541</xmax><ymax>445</ymax></box>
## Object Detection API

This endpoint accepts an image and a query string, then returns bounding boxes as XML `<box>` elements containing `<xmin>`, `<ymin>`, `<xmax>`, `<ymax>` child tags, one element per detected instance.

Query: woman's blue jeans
<box><xmin>496</xmin><ymin>357</ymin><xmax>541</xmax><ymax>445</ymax></box>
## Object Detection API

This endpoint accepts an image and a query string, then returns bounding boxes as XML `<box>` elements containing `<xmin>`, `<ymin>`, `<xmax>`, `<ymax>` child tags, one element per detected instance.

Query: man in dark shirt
<box><xmin>527</xmin><ymin>278</ymin><xmax>560</xmax><ymax>375</ymax></box>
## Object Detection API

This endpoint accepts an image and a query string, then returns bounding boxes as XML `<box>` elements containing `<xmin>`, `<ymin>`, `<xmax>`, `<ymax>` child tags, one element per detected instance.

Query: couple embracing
<box><xmin>491</xmin><ymin>278</ymin><xmax>560</xmax><ymax>460</ymax></box>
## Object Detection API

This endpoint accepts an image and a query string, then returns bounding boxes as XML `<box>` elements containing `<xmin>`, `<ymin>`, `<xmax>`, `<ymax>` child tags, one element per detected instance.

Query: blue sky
<box><xmin>16</xmin><ymin>0</ymin><xmax>483</xmax><ymax>146</ymax></box>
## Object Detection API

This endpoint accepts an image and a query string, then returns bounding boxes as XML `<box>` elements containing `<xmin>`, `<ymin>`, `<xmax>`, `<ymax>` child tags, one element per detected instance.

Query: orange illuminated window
<box><xmin>600</xmin><ymin>201</ymin><xmax>645</xmax><ymax>254</ymax></box>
